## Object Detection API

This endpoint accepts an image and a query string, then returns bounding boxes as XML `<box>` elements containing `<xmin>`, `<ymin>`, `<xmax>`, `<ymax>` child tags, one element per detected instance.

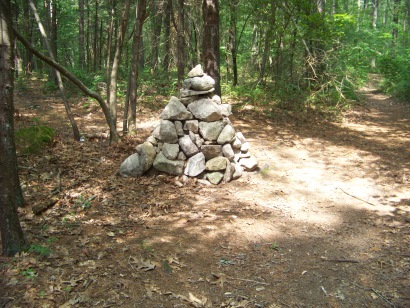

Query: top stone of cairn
<box><xmin>187</xmin><ymin>64</ymin><xmax>204</xmax><ymax>78</ymax></box>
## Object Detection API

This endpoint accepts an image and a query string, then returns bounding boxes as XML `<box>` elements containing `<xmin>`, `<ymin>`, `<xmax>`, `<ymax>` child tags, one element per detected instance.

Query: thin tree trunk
<box><xmin>93</xmin><ymin>0</ymin><xmax>98</xmax><ymax>71</ymax></box>
<box><xmin>123</xmin><ymin>0</ymin><xmax>147</xmax><ymax>134</ymax></box>
<box><xmin>29</xmin><ymin>0</ymin><xmax>81</xmax><ymax>141</ymax></box>
<box><xmin>14</xmin><ymin>28</ymin><xmax>120</xmax><ymax>143</ymax></box>
<box><xmin>78</xmin><ymin>0</ymin><xmax>85</xmax><ymax>69</ymax></box>
<box><xmin>0</xmin><ymin>0</ymin><xmax>27</xmax><ymax>256</ymax></box>
<box><xmin>151</xmin><ymin>0</ymin><xmax>163</xmax><ymax>74</ymax></box>
<box><xmin>163</xmin><ymin>0</ymin><xmax>171</xmax><ymax>73</ymax></box>
<box><xmin>229</xmin><ymin>0</ymin><xmax>238</xmax><ymax>86</ymax></box>
<box><xmin>177</xmin><ymin>0</ymin><xmax>185</xmax><ymax>90</ymax></box>
<box><xmin>23</xmin><ymin>0</ymin><xmax>33</xmax><ymax>74</ymax></box>
<box><xmin>105</xmin><ymin>0</ymin><xmax>116</xmax><ymax>85</ymax></box>
<box><xmin>259</xmin><ymin>1</ymin><xmax>276</xmax><ymax>83</ymax></box>
<box><xmin>202</xmin><ymin>0</ymin><xmax>221</xmax><ymax>96</ymax></box>
<box><xmin>108</xmin><ymin>0</ymin><xmax>131</xmax><ymax>132</ymax></box>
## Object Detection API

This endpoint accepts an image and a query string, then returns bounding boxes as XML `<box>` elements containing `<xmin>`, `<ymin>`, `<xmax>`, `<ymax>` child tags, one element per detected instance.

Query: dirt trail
<box><xmin>1</xmin><ymin>82</ymin><xmax>409</xmax><ymax>307</ymax></box>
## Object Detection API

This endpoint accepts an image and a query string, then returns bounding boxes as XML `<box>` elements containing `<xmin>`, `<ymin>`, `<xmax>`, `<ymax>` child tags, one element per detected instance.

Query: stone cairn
<box><xmin>119</xmin><ymin>64</ymin><xmax>258</xmax><ymax>185</ymax></box>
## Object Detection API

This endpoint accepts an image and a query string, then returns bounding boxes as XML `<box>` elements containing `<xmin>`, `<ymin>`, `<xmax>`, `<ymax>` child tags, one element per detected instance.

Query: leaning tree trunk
<box><xmin>0</xmin><ymin>0</ymin><xmax>27</xmax><ymax>256</ymax></box>
<box><xmin>29</xmin><ymin>0</ymin><xmax>81</xmax><ymax>141</ymax></box>
<box><xmin>14</xmin><ymin>28</ymin><xmax>120</xmax><ymax>143</ymax></box>
<box><xmin>202</xmin><ymin>0</ymin><xmax>221</xmax><ymax>96</ymax></box>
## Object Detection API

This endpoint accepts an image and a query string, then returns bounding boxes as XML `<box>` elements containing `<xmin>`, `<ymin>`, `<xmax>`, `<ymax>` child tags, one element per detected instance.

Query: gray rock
<box><xmin>222</xmin><ymin>143</ymin><xmax>235</xmax><ymax>161</ymax></box>
<box><xmin>201</xmin><ymin>145</ymin><xmax>222</xmax><ymax>160</ymax></box>
<box><xmin>240</xmin><ymin>142</ymin><xmax>250</xmax><ymax>152</ymax></box>
<box><xmin>187</xmin><ymin>98</ymin><xmax>222</xmax><ymax>122</ymax></box>
<box><xmin>217</xmin><ymin>124</ymin><xmax>236</xmax><ymax>145</ymax></box>
<box><xmin>179</xmin><ymin>135</ymin><xmax>199</xmax><ymax>157</ymax></box>
<box><xmin>188</xmin><ymin>131</ymin><xmax>197</xmax><ymax>143</ymax></box>
<box><xmin>206</xmin><ymin>156</ymin><xmax>228</xmax><ymax>171</ymax></box>
<box><xmin>199</xmin><ymin>121</ymin><xmax>226</xmax><ymax>141</ymax></box>
<box><xmin>146</xmin><ymin>135</ymin><xmax>157</xmax><ymax>146</ymax></box>
<box><xmin>223</xmin><ymin>160</ymin><xmax>234</xmax><ymax>183</ymax></box>
<box><xmin>239</xmin><ymin>156</ymin><xmax>259</xmax><ymax>171</ymax></box>
<box><xmin>119</xmin><ymin>142</ymin><xmax>156</xmax><ymax>177</ymax></box>
<box><xmin>184</xmin><ymin>152</ymin><xmax>206</xmax><ymax>177</ymax></box>
<box><xmin>211</xmin><ymin>94</ymin><xmax>222</xmax><ymax>105</ymax></box>
<box><xmin>187</xmin><ymin>64</ymin><xmax>204</xmax><ymax>78</ymax></box>
<box><xmin>188</xmin><ymin>74</ymin><xmax>215</xmax><ymax>91</ymax></box>
<box><xmin>158</xmin><ymin>120</ymin><xmax>178</xmax><ymax>143</ymax></box>
<box><xmin>231</xmin><ymin>136</ymin><xmax>242</xmax><ymax>149</ymax></box>
<box><xmin>180</xmin><ymin>96</ymin><xmax>198</xmax><ymax>106</ymax></box>
<box><xmin>178</xmin><ymin>151</ymin><xmax>186</xmax><ymax>160</ymax></box>
<box><xmin>174</xmin><ymin>121</ymin><xmax>184</xmax><ymax>136</ymax></box>
<box><xmin>160</xmin><ymin>96</ymin><xmax>193</xmax><ymax>121</ymax></box>
<box><xmin>236</xmin><ymin>132</ymin><xmax>247</xmax><ymax>143</ymax></box>
<box><xmin>207</xmin><ymin>172</ymin><xmax>224</xmax><ymax>185</ymax></box>
<box><xmin>153</xmin><ymin>152</ymin><xmax>184</xmax><ymax>175</ymax></box>
<box><xmin>184</xmin><ymin>120</ymin><xmax>199</xmax><ymax>133</ymax></box>
<box><xmin>219</xmin><ymin>104</ymin><xmax>232</xmax><ymax>117</ymax></box>
<box><xmin>232</xmin><ymin>163</ymin><xmax>243</xmax><ymax>179</ymax></box>
<box><xmin>194</xmin><ymin>135</ymin><xmax>204</xmax><ymax>148</ymax></box>
<box><xmin>180</xmin><ymin>88</ymin><xmax>215</xmax><ymax>98</ymax></box>
<box><xmin>162</xmin><ymin>143</ymin><xmax>180</xmax><ymax>160</ymax></box>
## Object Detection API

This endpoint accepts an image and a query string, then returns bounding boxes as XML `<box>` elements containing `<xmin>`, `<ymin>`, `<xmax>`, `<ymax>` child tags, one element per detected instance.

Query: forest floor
<box><xmin>1</xmin><ymin>77</ymin><xmax>409</xmax><ymax>307</ymax></box>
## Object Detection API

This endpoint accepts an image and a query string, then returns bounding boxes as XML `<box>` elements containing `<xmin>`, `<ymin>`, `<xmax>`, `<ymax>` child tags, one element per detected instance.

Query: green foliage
<box><xmin>74</xmin><ymin>195</ymin><xmax>96</xmax><ymax>210</ymax></box>
<box><xmin>27</xmin><ymin>244</ymin><xmax>52</xmax><ymax>257</ymax></box>
<box><xmin>15</xmin><ymin>123</ymin><xmax>55</xmax><ymax>154</ymax></box>
<box><xmin>20</xmin><ymin>267</ymin><xmax>38</xmax><ymax>279</ymax></box>
<box><xmin>379</xmin><ymin>51</ymin><xmax>410</xmax><ymax>101</ymax></box>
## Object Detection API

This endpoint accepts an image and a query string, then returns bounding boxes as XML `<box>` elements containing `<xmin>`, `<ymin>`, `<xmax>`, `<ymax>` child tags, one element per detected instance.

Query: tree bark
<box><xmin>177</xmin><ymin>0</ymin><xmax>185</xmax><ymax>90</ymax></box>
<box><xmin>78</xmin><ymin>0</ymin><xmax>85</xmax><ymax>69</ymax></box>
<box><xmin>29</xmin><ymin>0</ymin><xmax>81</xmax><ymax>141</ymax></box>
<box><xmin>163</xmin><ymin>0</ymin><xmax>171</xmax><ymax>73</ymax></box>
<box><xmin>0</xmin><ymin>0</ymin><xmax>27</xmax><ymax>256</ymax></box>
<box><xmin>151</xmin><ymin>0</ymin><xmax>164</xmax><ymax>74</ymax></box>
<box><xmin>228</xmin><ymin>0</ymin><xmax>239</xmax><ymax>86</ymax></box>
<box><xmin>23</xmin><ymin>0</ymin><xmax>33</xmax><ymax>74</ymax></box>
<box><xmin>123</xmin><ymin>0</ymin><xmax>147</xmax><ymax>134</ymax></box>
<box><xmin>108</xmin><ymin>0</ymin><xmax>130</xmax><ymax>131</ymax></box>
<box><xmin>202</xmin><ymin>0</ymin><xmax>221</xmax><ymax>96</ymax></box>
<box><xmin>14</xmin><ymin>28</ymin><xmax>120</xmax><ymax>143</ymax></box>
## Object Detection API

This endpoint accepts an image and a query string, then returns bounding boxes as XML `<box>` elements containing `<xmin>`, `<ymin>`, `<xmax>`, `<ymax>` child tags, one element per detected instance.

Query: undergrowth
<box><xmin>15</xmin><ymin>122</ymin><xmax>55</xmax><ymax>154</ymax></box>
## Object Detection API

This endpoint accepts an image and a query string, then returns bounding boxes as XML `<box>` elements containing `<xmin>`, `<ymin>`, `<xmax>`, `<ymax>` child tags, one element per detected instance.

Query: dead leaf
<box><xmin>129</xmin><ymin>257</ymin><xmax>156</xmax><ymax>271</ymax></box>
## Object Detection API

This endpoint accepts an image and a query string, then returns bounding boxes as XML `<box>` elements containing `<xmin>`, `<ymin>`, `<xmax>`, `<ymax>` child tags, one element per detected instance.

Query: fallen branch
<box><xmin>338</xmin><ymin>188</ymin><xmax>378</xmax><ymax>206</ymax></box>
<box><xmin>32</xmin><ymin>197</ymin><xmax>59</xmax><ymax>215</ymax></box>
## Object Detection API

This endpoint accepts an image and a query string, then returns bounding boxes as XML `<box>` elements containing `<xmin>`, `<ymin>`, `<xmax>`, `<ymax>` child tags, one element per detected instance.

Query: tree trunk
<box><xmin>105</xmin><ymin>0</ymin><xmax>116</xmax><ymax>84</ymax></box>
<box><xmin>228</xmin><ymin>0</ymin><xmax>238</xmax><ymax>86</ymax></box>
<box><xmin>108</xmin><ymin>0</ymin><xmax>131</xmax><ymax>132</ymax></box>
<box><xmin>259</xmin><ymin>1</ymin><xmax>276</xmax><ymax>83</ymax></box>
<box><xmin>163</xmin><ymin>0</ymin><xmax>171</xmax><ymax>73</ymax></box>
<box><xmin>0</xmin><ymin>0</ymin><xmax>27</xmax><ymax>256</ymax></box>
<box><xmin>93</xmin><ymin>0</ymin><xmax>98</xmax><ymax>72</ymax></box>
<box><xmin>177</xmin><ymin>0</ymin><xmax>185</xmax><ymax>90</ymax></box>
<box><xmin>151</xmin><ymin>0</ymin><xmax>163</xmax><ymax>74</ymax></box>
<box><xmin>29</xmin><ymin>0</ymin><xmax>81</xmax><ymax>141</ymax></box>
<box><xmin>392</xmin><ymin>0</ymin><xmax>400</xmax><ymax>46</ymax></box>
<box><xmin>202</xmin><ymin>0</ymin><xmax>221</xmax><ymax>96</ymax></box>
<box><xmin>23</xmin><ymin>0</ymin><xmax>33</xmax><ymax>74</ymax></box>
<box><xmin>78</xmin><ymin>0</ymin><xmax>85</xmax><ymax>69</ymax></box>
<box><xmin>123</xmin><ymin>0</ymin><xmax>147</xmax><ymax>134</ymax></box>
<box><xmin>14</xmin><ymin>28</ymin><xmax>120</xmax><ymax>143</ymax></box>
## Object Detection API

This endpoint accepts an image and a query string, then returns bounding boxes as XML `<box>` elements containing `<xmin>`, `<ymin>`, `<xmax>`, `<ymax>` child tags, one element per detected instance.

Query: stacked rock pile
<box><xmin>119</xmin><ymin>65</ymin><xmax>258</xmax><ymax>185</ymax></box>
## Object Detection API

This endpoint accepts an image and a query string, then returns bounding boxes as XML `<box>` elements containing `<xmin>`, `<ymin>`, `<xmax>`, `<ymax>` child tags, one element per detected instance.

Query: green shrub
<box><xmin>15</xmin><ymin>124</ymin><xmax>55</xmax><ymax>154</ymax></box>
